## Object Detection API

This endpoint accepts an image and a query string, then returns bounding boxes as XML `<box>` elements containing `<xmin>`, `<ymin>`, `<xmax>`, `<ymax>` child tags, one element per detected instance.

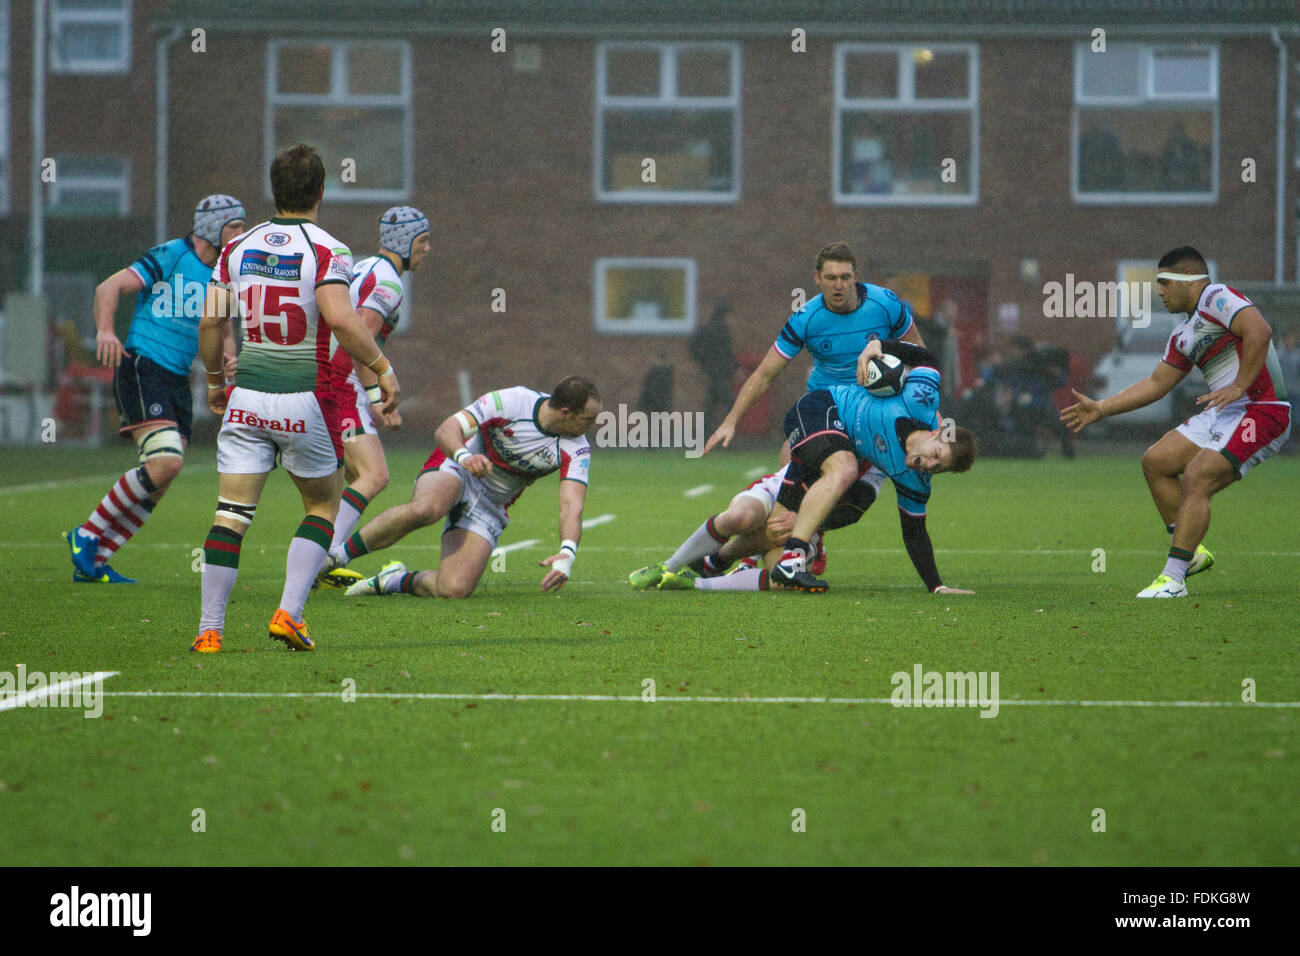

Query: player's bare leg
<box><xmin>402</xmin><ymin>527</ymin><xmax>494</xmax><ymax>599</ymax></box>
<box><xmin>770</xmin><ymin>451</ymin><xmax>855</xmax><ymax>591</ymax></box>
<box><xmin>1171</xmin><ymin>450</ymin><xmax>1236</xmax><ymax>556</ymax></box>
<box><xmin>1138</xmin><ymin>447</ymin><xmax>1234</xmax><ymax>598</ymax></box>
<box><xmin>344</xmin><ymin>470</ymin><xmax>462</xmax><ymax>561</ymax></box>
<box><xmin>1140</xmin><ymin>430</ymin><xmax>1199</xmax><ymax>527</ymax></box>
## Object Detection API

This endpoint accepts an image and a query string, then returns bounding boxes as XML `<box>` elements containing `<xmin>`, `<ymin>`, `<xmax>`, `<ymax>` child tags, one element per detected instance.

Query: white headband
<box><xmin>1156</xmin><ymin>272</ymin><xmax>1209</xmax><ymax>281</ymax></box>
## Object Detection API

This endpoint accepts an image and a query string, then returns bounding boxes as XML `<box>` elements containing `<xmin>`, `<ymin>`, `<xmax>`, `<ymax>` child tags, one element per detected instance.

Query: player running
<box><xmin>190</xmin><ymin>144</ymin><xmax>400</xmax><ymax>652</ymax></box>
<box><xmin>702</xmin><ymin>240</ymin><xmax>923</xmax><ymax>455</ymax></box>
<box><xmin>63</xmin><ymin>194</ymin><xmax>245</xmax><ymax>583</ymax></box>
<box><xmin>1060</xmin><ymin>246</ymin><xmax>1291</xmax><ymax>598</ymax></box>
<box><xmin>768</xmin><ymin>338</ymin><xmax>977</xmax><ymax>593</ymax></box>
<box><xmin>316</xmin><ymin>206</ymin><xmax>431</xmax><ymax>589</ymax></box>
<box><xmin>628</xmin><ymin>461</ymin><xmax>886</xmax><ymax>592</ymax></box>
<box><xmin>336</xmin><ymin>377</ymin><xmax>599</xmax><ymax>599</ymax></box>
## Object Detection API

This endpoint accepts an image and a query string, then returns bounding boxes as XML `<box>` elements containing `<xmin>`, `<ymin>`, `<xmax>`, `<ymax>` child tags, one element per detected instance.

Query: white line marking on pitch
<box><xmin>0</xmin><ymin>465</ymin><xmax>215</xmax><ymax>496</ymax></box>
<box><xmin>582</xmin><ymin>513</ymin><xmax>616</xmax><ymax>529</ymax></box>
<box><xmin>96</xmin><ymin>690</ymin><xmax>1300</xmax><ymax>708</ymax></box>
<box><xmin>0</xmin><ymin>671</ymin><xmax>119</xmax><ymax>713</ymax></box>
<box><xmin>683</xmin><ymin>484</ymin><xmax>714</xmax><ymax>499</ymax></box>
<box><xmin>490</xmin><ymin>538</ymin><xmax>539</xmax><ymax>556</ymax></box>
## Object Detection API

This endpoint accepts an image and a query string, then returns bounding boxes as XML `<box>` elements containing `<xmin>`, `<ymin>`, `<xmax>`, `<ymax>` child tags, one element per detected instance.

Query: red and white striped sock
<box><xmin>81</xmin><ymin>466</ymin><xmax>157</xmax><ymax>565</ymax></box>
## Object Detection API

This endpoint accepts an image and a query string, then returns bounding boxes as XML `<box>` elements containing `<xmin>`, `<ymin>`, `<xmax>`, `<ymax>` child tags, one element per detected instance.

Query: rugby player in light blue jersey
<box><xmin>703</xmin><ymin>240</ymin><xmax>924</xmax><ymax>455</ymax></box>
<box><xmin>769</xmin><ymin>338</ymin><xmax>977</xmax><ymax>593</ymax></box>
<box><xmin>63</xmin><ymin>195</ymin><xmax>245</xmax><ymax>583</ymax></box>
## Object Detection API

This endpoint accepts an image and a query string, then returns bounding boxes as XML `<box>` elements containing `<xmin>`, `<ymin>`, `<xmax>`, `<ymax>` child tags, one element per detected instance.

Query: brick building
<box><xmin>3</xmin><ymin>0</ymin><xmax>1298</xmax><ymax>436</ymax></box>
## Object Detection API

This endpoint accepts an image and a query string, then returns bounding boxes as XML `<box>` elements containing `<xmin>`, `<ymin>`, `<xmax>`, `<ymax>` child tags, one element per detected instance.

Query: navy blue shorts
<box><xmin>114</xmin><ymin>353</ymin><xmax>193</xmax><ymax>441</ymax></box>
<box><xmin>778</xmin><ymin>390</ymin><xmax>872</xmax><ymax>529</ymax></box>
<box><xmin>782</xmin><ymin>390</ymin><xmax>855</xmax><ymax>471</ymax></box>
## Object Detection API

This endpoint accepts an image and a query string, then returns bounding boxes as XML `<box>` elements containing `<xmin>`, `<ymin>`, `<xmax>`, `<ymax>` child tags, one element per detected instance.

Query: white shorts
<box><xmin>217</xmin><ymin>387</ymin><xmax>342</xmax><ymax>479</ymax></box>
<box><xmin>737</xmin><ymin>463</ymin><xmax>790</xmax><ymax>512</ymax></box>
<box><xmin>1175</xmin><ymin>399</ymin><xmax>1291</xmax><ymax>478</ymax></box>
<box><xmin>339</xmin><ymin>371</ymin><xmax>377</xmax><ymax>438</ymax></box>
<box><xmin>427</xmin><ymin>458</ymin><xmax>510</xmax><ymax>548</ymax></box>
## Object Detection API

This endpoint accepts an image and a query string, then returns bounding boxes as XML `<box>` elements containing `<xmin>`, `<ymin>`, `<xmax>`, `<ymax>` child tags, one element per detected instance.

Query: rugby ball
<box><xmin>863</xmin><ymin>353</ymin><xmax>904</xmax><ymax>397</ymax></box>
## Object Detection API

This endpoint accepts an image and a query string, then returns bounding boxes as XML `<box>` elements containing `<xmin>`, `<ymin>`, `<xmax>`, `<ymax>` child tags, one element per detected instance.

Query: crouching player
<box><xmin>335</xmin><ymin>377</ymin><xmax>600</xmax><ymax>598</ymax></box>
<box><xmin>629</xmin><ymin>461</ymin><xmax>885</xmax><ymax>591</ymax></box>
<box><xmin>770</xmin><ymin>338</ymin><xmax>977</xmax><ymax>593</ymax></box>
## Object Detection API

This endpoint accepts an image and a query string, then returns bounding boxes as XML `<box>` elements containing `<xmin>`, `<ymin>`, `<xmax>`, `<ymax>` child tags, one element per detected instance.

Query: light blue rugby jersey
<box><xmin>123</xmin><ymin>237</ymin><xmax>215</xmax><ymax>376</ymax></box>
<box><xmin>774</xmin><ymin>281</ymin><xmax>914</xmax><ymax>391</ymax></box>
<box><xmin>828</xmin><ymin>366</ymin><xmax>942</xmax><ymax>517</ymax></box>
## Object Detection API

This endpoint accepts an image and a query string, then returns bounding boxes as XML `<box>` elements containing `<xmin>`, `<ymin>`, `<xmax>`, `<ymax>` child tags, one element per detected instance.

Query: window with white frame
<box><xmin>266</xmin><ymin>41</ymin><xmax>412</xmax><ymax>201</ymax></box>
<box><xmin>834</xmin><ymin>43</ymin><xmax>978</xmax><ymax>204</ymax></box>
<box><xmin>594</xmin><ymin>258</ymin><xmax>696</xmax><ymax>334</ymax></box>
<box><xmin>1074</xmin><ymin>44</ymin><xmax>1217</xmax><ymax>201</ymax></box>
<box><xmin>595</xmin><ymin>43</ymin><xmax>740</xmax><ymax>202</ymax></box>
<box><xmin>50</xmin><ymin>0</ymin><xmax>130</xmax><ymax>74</ymax></box>
<box><xmin>46</xmin><ymin>154</ymin><xmax>129</xmax><ymax>217</ymax></box>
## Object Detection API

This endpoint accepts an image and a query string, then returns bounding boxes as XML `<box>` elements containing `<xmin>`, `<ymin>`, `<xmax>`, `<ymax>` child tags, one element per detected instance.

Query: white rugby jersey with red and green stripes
<box><xmin>210</xmin><ymin>217</ymin><xmax>354</xmax><ymax>394</ymax></box>
<box><xmin>452</xmin><ymin>387</ymin><xmax>591</xmax><ymax>507</ymax></box>
<box><xmin>330</xmin><ymin>254</ymin><xmax>404</xmax><ymax>396</ymax></box>
<box><xmin>1163</xmin><ymin>284</ymin><xmax>1289</xmax><ymax>404</ymax></box>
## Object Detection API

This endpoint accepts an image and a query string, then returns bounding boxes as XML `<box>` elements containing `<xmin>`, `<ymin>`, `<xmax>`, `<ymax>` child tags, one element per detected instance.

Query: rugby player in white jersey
<box><xmin>190</xmin><ymin>144</ymin><xmax>400</xmax><ymax>652</ymax></box>
<box><xmin>337</xmin><ymin>377</ymin><xmax>599</xmax><ymax>599</ymax></box>
<box><xmin>317</xmin><ymin>206</ymin><xmax>430</xmax><ymax>589</ymax></box>
<box><xmin>1061</xmin><ymin>246</ymin><xmax>1291</xmax><ymax>598</ymax></box>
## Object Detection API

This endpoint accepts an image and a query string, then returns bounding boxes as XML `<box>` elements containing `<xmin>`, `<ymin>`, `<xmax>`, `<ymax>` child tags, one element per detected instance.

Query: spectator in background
<box><xmin>690</xmin><ymin>302</ymin><xmax>737</xmax><ymax>431</ymax></box>
<box><xmin>639</xmin><ymin>347</ymin><xmax>675</xmax><ymax>413</ymax></box>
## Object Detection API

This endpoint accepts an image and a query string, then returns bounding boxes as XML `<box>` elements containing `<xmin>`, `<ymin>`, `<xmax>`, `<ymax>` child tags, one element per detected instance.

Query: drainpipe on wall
<box><xmin>155</xmin><ymin>24</ymin><xmax>183</xmax><ymax>245</ymax></box>
<box><xmin>1272</xmin><ymin>29</ymin><xmax>1288</xmax><ymax>286</ymax></box>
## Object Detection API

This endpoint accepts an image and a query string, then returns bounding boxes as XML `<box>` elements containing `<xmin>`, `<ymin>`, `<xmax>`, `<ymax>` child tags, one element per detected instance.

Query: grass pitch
<box><xmin>1</xmin><ymin>444</ymin><xmax>1297</xmax><ymax>865</ymax></box>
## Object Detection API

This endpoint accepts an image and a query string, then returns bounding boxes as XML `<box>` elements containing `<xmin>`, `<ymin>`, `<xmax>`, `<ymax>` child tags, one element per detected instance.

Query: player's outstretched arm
<box><xmin>539</xmin><ymin>479</ymin><xmax>587</xmax><ymax>591</ymax></box>
<box><xmin>703</xmin><ymin>348</ymin><xmax>789</xmax><ymax>454</ymax></box>
<box><xmin>435</xmin><ymin>411</ymin><xmax>492</xmax><ymax>477</ymax></box>
<box><xmin>200</xmin><ymin>284</ymin><xmax>235</xmax><ymax>414</ymax></box>
<box><xmin>899</xmin><ymin>509</ymin><xmax>972</xmax><ymax>594</ymax></box>
<box><xmin>317</xmin><ymin>283</ymin><xmax>400</xmax><ymax>414</ymax></box>
<box><xmin>1061</xmin><ymin>362</ymin><xmax>1185</xmax><ymax>433</ymax></box>
<box><xmin>92</xmin><ymin>268</ymin><xmax>144</xmax><ymax>367</ymax></box>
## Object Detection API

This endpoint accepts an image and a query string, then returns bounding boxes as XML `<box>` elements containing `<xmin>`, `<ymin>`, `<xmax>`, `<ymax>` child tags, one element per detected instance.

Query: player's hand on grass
<box><xmin>932</xmin><ymin>585</ymin><xmax>974</xmax><ymax>595</ymax></box>
<box><xmin>1197</xmin><ymin>382</ymin><xmax>1246</xmax><ymax>412</ymax></box>
<box><xmin>377</xmin><ymin>368</ymin><xmax>400</xmax><ymax>415</ymax></box>
<box><xmin>703</xmin><ymin>421</ymin><xmax>735</xmax><ymax>455</ymax></box>
<box><xmin>538</xmin><ymin>553</ymin><xmax>571</xmax><ymax>591</ymax></box>
<box><xmin>856</xmin><ymin>340</ymin><xmax>885</xmax><ymax>385</ymax></box>
<box><xmin>96</xmin><ymin>330</ymin><xmax>129</xmax><ymax>367</ymax></box>
<box><xmin>1059</xmin><ymin>389</ymin><xmax>1102</xmax><ymax>433</ymax></box>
